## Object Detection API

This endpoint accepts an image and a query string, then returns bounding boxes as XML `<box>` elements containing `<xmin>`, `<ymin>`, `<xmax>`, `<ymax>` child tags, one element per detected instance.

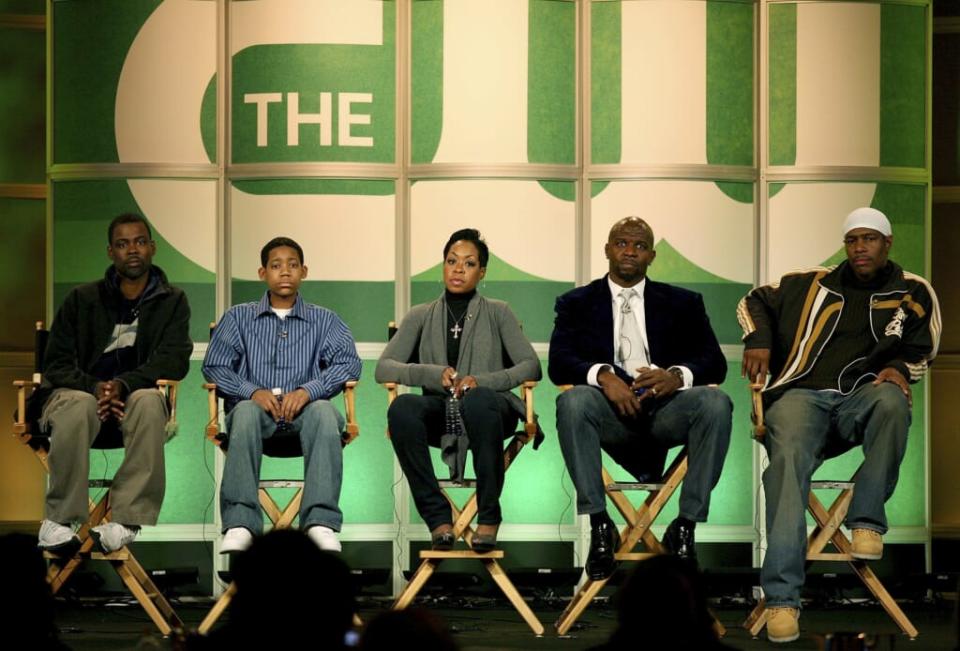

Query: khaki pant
<box><xmin>41</xmin><ymin>388</ymin><xmax>169</xmax><ymax>525</ymax></box>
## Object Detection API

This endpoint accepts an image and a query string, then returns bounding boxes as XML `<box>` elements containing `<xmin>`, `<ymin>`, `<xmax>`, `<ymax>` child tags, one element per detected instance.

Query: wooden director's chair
<box><xmin>197</xmin><ymin>333</ymin><xmax>359</xmax><ymax>635</ymax></box>
<box><xmin>13</xmin><ymin>322</ymin><xmax>185</xmax><ymax>636</ymax></box>
<box><xmin>742</xmin><ymin>381</ymin><xmax>918</xmax><ymax>639</ymax></box>
<box><xmin>383</xmin><ymin>334</ymin><xmax>544</xmax><ymax>634</ymax></box>
<box><xmin>553</xmin><ymin>383</ymin><xmax>717</xmax><ymax>635</ymax></box>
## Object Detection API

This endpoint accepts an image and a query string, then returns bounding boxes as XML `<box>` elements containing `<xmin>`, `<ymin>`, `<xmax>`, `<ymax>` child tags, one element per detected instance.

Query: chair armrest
<box><xmin>749</xmin><ymin>382</ymin><xmax>766</xmax><ymax>442</ymax></box>
<box><xmin>12</xmin><ymin>379</ymin><xmax>40</xmax><ymax>436</ymax></box>
<box><xmin>203</xmin><ymin>383</ymin><xmax>223</xmax><ymax>446</ymax></box>
<box><xmin>380</xmin><ymin>382</ymin><xmax>399</xmax><ymax>438</ymax></box>
<box><xmin>202</xmin><ymin>381</ymin><xmax>362</xmax><ymax>446</ymax></box>
<box><xmin>342</xmin><ymin>381</ymin><xmax>360</xmax><ymax>445</ymax></box>
<box><xmin>520</xmin><ymin>381</ymin><xmax>538</xmax><ymax>439</ymax></box>
<box><xmin>379</xmin><ymin>380</ymin><xmax>540</xmax><ymax>440</ymax></box>
<box><xmin>382</xmin><ymin>382</ymin><xmax>399</xmax><ymax>403</ymax></box>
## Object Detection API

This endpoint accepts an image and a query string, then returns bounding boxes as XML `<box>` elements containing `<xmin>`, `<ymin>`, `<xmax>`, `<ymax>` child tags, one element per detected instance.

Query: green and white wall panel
<box><xmin>47</xmin><ymin>0</ymin><xmax>932</xmax><ymax>593</ymax></box>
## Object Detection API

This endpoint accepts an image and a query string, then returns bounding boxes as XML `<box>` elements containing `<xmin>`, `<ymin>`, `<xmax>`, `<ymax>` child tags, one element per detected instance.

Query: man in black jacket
<box><xmin>549</xmin><ymin>217</ymin><xmax>732</xmax><ymax>579</ymax></box>
<box><xmin>738</xmin><ymin>207</ymin><xmax>941</xmax><ymax>643</ymax></box>
<box><xmin>35</xmin><ymin>213</ymin><xmax>191</xmax><ymax>553</ymax></box>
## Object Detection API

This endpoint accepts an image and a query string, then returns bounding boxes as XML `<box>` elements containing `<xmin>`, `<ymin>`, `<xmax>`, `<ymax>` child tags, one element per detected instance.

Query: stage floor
<box><xmin>47</xmin><ymin>598</ymin><xmax>956</xmax><ymax>650</ymax></box>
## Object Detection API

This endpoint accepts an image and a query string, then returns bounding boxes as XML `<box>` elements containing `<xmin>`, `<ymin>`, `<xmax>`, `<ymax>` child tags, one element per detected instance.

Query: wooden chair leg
<box><xmin>198</xmin><ymin>582</ymin><xmax>236</xmax><ymax>634</ymax></box>
<box><xmin>392</xmin><ymin>438</ymin><xmax>538</xmax><ymax>630</ymax></box>
<box><xmin>47</xmin><ymin>552</ymin><xmax>85</xmax><ymax>594</ymax></box>
<box><xmin>484</xmin><ymin>558</ymin><xmax>544</xmax><ymax>635</ymax></box>
<box><xmin>639</xmin><ymin>528</ymin><xmax>667</xmax><ymax>555</ymax></box>
<box><xmin>555</xmin><ymin>578</ymin><xmax>609</xmax><ymax>635</ymax></box>
<box><xmin>850</xmin><ymin>561</ymin><xmax>919</xmax><ymax>639</ymax></box>
<box><xmin>743</xmin><ymin>597</ymin><xmax>768</xmax><ymax>637</ymax></box>
<box><xmin>47</xmin><ymin>495</ymin><xmax>112</xmax><ymax>593</ymax></box>
<box><xmin>274</xmin><ymin>489</ymin><xmax>303</xmax><ymax>529</ymax></box>
<box><xmin>392</xmin><ymin>558</ymin><xmax>441</xmax><ymax>611</ymax></box>
<box><xmin>556</xmin><ymin>459</ymin><xmax>690</xmax><ymax>635</ymax></box>
<box><xmin>122</xmin><ymin>555</ymin><xmax>184</xmax><ymax>628</ymax></box>
<box><xmin>198</xmin><ymin>483</ymin><xmax>304</xmax><ymax>634</ymax></box>
<box><xmin>745</xmin><ymin>487</ymin><xmax>918</xmax><ymax>640</ymax></box>
<box><xmin>710</xmin><ymin>611</ymin><xmax>727</xmax><ymax>638</ymax></box>
<box><xmin>114</xmin><ymin>559</ymin><xmax>184</xmax><ymax>636</ymax></box>
<box><xmin>258</xmin><ymin>490</ymin><xmax>284</xmax><ymax>526</ymax></box>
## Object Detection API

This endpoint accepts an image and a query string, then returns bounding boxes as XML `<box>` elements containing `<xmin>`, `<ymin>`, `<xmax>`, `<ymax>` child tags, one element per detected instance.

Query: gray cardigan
<box><xmin>375</xmin><ymin>293</ymin><xmax>542</xmax><ymax>479</ymax></box>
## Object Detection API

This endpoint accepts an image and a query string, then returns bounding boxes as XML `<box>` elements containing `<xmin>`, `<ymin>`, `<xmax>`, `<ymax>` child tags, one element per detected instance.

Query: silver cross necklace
<box><xmin>445</xmin><ymin>303</ymin><xmax>469</xmax><ymax>339</ymax></box>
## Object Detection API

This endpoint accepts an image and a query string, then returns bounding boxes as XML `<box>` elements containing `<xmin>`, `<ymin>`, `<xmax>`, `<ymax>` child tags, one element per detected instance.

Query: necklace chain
<box><xmin>445</xmin><ymin>303</ymin><xmax>468</xmax><ymax>339</ymax></box>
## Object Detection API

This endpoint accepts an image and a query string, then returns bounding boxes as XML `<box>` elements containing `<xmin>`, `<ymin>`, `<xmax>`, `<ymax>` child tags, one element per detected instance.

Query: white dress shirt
<box><xmin>586</xmin><ymin>277</ymin><xmax>693</xmax><ymax>389</ymax></box>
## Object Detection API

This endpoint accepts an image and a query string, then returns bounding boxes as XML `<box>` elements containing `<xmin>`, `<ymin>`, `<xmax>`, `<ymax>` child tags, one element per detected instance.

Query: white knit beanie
<box><xmin>843</xmin><ymin>207</ymin><xmax>892</xmax><ymax>237</ymax></box>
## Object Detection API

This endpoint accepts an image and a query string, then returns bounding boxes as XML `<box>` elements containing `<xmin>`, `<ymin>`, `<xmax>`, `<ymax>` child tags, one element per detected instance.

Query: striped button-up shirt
<box><xmin>203</xmin><ymin>292</ymin><xmax>361</xmax><ymax>408</ymax></box>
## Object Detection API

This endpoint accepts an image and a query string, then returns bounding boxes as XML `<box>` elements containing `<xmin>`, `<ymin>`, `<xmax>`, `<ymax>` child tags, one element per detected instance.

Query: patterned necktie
<box><xmin>618</xmin><ymin>288</ymin><xmax>648</xmax><ymax>377</ymax></box>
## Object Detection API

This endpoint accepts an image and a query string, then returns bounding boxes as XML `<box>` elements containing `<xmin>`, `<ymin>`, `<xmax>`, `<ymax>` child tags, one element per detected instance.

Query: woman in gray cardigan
<box><xmin>375</xmin><ymin>229</ymin><xmax>541</xmax><ymax>552</ymax></box>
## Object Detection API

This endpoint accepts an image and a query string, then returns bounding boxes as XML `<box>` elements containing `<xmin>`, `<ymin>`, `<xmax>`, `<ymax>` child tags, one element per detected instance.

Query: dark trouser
<box><xmin>556</xmin><ymin>385</ymin><xmax>732</xmax><ymax>521</ymax></box>
<box><xmin>388</xmin><ymin>387</ymin><xmax>517</xmax><ymax>531</ymax></box>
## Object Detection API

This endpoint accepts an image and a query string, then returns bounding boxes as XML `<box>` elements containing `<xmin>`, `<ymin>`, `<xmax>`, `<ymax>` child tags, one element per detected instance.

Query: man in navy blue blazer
<box><xmin>549</xmin><ymin>217</ymin><xmax>732</xmax><ymax>579</ymax></box>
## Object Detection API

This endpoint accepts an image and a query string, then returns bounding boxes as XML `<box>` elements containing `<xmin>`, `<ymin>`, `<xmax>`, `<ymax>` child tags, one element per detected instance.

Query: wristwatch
<box><xmin>667</xmin><ymin>366</ymin><xmax>685</xmax><ymax>387</ymax></box>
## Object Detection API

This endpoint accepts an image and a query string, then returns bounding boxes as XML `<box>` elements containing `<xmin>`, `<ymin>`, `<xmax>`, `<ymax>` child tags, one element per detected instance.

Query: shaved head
<box><xmin>605</xmin><ymin>216</ymin><xmax>656</xmax><ymax>287</ymax></box>
<box><xmin>609</xmin><ymin>216</ymin><xmax>654</xmax><ymax>243</ymax></box>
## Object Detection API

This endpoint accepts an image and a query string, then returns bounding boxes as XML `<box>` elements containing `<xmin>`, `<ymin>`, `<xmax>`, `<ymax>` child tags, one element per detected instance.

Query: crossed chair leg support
<box><xmin>393</xmin><ymin>436</ymin><xmax>545</xmax><ymax>636</ymax></box>
<box><xmin>197</xmin><ymin>482</ymin><xmax>304</xmax><ymax>635</ymax></box>
<box><xmin>45</xmin><ymin>492</ymin><xmax>184</xmax><ymax>636</ymax></box>
<box><xmin>555</xmin><ymin>454</ymin><xmax>726</xmax><ymax>639</ymax></box>
<box><xmin>743</xmin><ymin>484</ymin><xmax>918</xmax><ymax>640</ymax></box>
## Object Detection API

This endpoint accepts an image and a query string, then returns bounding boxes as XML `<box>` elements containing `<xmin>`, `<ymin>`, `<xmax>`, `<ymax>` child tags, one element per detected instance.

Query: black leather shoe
<box><xmin>585</xmin><ymin>520</ymin><xmax>620</xmax><ymax>580</ymax></box>
<box><xmin>471</xmin><ymin>533</ymin><xmax>497</xmax><ymax>553</ymax></box>
<box><xmin>662</xmin><ymin>518</ymin><xmax>697</xmax><ymax>564</ymax></box>
<box><xmin>431</xmin><ymin>530</ymin><xmax>455</xmax><ymax>551</ymax></box>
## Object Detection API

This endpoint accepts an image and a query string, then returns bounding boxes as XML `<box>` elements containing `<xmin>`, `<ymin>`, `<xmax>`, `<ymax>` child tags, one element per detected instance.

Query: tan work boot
<box><xmin>766</xmin><ymin>607</ymin><xmax>800</xmax><ymax>643</ymax></box>
<box><xmin>851</xmin><ymin>528</ymin><xmax>883</xmax><ymax>560</ymax></box>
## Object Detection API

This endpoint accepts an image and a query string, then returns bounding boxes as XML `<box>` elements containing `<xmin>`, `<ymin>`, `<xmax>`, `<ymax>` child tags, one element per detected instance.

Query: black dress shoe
<box><xmin>471</xmin><ymin>533</ymin><xmax>497</xmax><ymax>553</ymax></box>
<box><xmin>585</xmin><ymin>520</ymin><xmax>620</xmax><ymax>580</ymax></box>
<box><xmin>662</xmin><ymin>518</ymin><xmax>697</xmax><ymax>564</ymax></box>
<box><xmin>431</xmin><ymin>530</ymin><xmax>455</xmax><ymax>551</ymax></box>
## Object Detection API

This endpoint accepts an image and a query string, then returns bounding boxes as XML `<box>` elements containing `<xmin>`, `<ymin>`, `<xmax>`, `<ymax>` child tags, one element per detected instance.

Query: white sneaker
<box><xmin>90</xmin><ymin>522</ymin><xmax>140</xmax><ymax>553</ymax></box>
<box><xmin>38</xmin><ymin>519</ymin><xmax>78</xmax><ymax>551</ymax></box>
<box><xmin>220</xmin><ymin>527</ymin><xmax>254</xmax><ymax>554</ymax></box>
<box><xmin>307</xmin><ymin>525</ymin><xmax>341</xmax><ymax>552</ymax></box>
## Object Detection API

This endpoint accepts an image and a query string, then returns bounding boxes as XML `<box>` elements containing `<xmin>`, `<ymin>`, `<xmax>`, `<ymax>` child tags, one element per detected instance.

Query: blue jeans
<box><xmin>761</xmin><ymin>382</ymin><xmax>911</xmax><ymax>608</ymax></box>
<box><xmin>556</xmin><ymin>385</ymin><xmax>732</xmax><ymax>521</ymax></box>
<box><xmin>220</xmin><ymin>399</ymin><xmax>345</xmax><ymax>534</ymax></box>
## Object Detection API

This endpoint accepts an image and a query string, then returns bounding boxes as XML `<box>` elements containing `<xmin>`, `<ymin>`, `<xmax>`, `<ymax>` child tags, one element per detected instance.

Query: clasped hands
<box><xmin>599</xmin><ymin>366</ymin><xmax>682</xmax><ymax>418</ymax></box>
<box><xmin>95</xmin><ymin>380</ymin><xmax>126</xmax><ymax>422</ymax></box>
<box><xmin>251</xmin><ymin>387</ymin><xmax>311</xmax><ymax>422</ymax></box>
<box><xmin>441</xmin><ymin>367</ymin><xmax>478</xmax><ymax>398</ymax></box>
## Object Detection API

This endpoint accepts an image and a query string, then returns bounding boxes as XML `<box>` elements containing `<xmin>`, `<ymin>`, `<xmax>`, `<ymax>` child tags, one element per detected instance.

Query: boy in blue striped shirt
<box><xmin>203</xmin><ymin>237</ymin><xmax>361</xmax><ymax>553</ymax></box>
